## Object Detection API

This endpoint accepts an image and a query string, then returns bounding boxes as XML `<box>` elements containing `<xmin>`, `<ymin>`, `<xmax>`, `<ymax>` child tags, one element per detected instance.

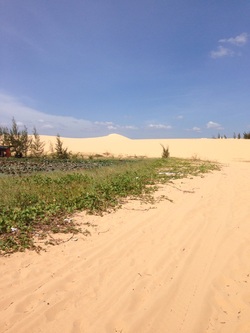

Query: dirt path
<box><xmin>1</xmin><ymin>162</ymin><xmax>250</xmax><ymax>333</ymax></box>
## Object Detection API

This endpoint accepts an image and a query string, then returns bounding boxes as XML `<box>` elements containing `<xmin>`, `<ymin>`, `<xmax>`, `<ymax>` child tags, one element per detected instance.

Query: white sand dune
<box><xmin>41</xmin><ymin>134</ymin><xmax>250</xmax><ymax>162</ymax></box>
<box><xmin>0</xmin><ymin>136</ymin><xmax>250</xmax><ymax>333</ymax></box>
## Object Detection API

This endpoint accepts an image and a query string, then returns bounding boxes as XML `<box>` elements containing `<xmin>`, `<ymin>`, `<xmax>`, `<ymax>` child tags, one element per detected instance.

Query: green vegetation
<box><xmin>161</xmin><ymin>144</ymin><xmax>170</xmax><ymax>158</ymax></box>
<box><xmin>30</xmin><ymin>127</ymin><xmax>45</xmax><ymax>157</ymax></box>
<box><xmin>0</xmin><ymin>118</ymin><xmax>70</xmax><ymax>158</ymax></box>
<box><xmin>0</xmin><ymin>157</ymin><xmax>119</xmax><ymax>175</ymax></box>
<box><xmin>215</xmin><ymin>131</ymin><xmax>250</xmax><ymax>139</ymax></box>
<box><xmin>53</xmin><ymin>134</ymin><xmax>70</xmax><ymax>159</ymax></box>
<box><xmin>243</xmin><ymin>131</ymin><xmax>250</xmax><ymax>139</ymax></box>
<box><xmin>0</xmin><ymin>157</ymin><xmax>220</xmax><ymax>254</ymax></box>
<box><xmin>0</xmin><ymin>118</ymin><xmax>31</xmax><ymax>156</ymax></box>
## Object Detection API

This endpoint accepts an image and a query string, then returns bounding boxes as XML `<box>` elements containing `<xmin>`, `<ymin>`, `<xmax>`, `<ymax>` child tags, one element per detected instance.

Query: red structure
<box><xmin>0</xmin><ymin>146</ymin><xmax>11</xmax><ymax>157</ymax></box>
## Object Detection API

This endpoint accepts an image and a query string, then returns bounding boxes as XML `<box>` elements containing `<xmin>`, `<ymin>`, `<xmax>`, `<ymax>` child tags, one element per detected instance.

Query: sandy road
<box><xmin>1</xmin><ymin>162</ymin><xmax>250</xmax><ymax>333</ymax></box>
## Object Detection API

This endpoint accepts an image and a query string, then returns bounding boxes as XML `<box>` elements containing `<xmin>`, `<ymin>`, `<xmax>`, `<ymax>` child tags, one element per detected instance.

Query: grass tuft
<box><xmin>161</xmin><ymin>144</ymin><xmax>170</xmax><ymax>158</ymax></box>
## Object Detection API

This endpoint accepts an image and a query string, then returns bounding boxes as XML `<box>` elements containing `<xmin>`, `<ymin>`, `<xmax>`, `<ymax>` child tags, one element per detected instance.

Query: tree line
<box><xmin>214</xmin><ymin>132</ymin><xmax>250</xmax><ymax>139</ymax></box>
<box><xmin>0</xmin><ymin>118</ymin><xmax>69</xmax><ymax>158</ymax></box>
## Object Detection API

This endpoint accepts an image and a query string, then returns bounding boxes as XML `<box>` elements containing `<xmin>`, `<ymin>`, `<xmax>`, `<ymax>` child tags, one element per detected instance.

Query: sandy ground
<box><xmin>0</xmin><ymin>136</ymin><xmax>250</xmax><ymax>333</ymax></box>
<box><xmin>40</xmin><ymin>134</ymin><xmax>250</xmax><ymax>163</ymax></box>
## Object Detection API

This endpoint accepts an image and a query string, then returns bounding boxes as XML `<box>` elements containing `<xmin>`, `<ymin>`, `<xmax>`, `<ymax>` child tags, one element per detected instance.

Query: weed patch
<box><xmin>0</xmin><ymin>157</ymin><xmax>220</xmax><ymax>254</ymax></box>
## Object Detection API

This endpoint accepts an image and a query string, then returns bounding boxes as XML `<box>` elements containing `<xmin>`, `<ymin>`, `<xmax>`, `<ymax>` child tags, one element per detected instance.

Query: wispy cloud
<box><xmin>94</xmin><ymin>121</ymin><xmax>117</xmax><ymax>130</ymax></box>
<box><xmin>147</xmin><ymin>123</ymin><xmax>172</xmax><ymax>130</ymax></box>
<box><xmin>0</xmin><ymin>92</ymin><xmax>94</xmax><ymax>136</ymax></box>
<box><xmin>94</xmin><ymin>122</ymin><xmax>138</xmax><ymax>131</ymax></box>
<box><xmin>219</xmin><ymin>32</ymin><xmax>248</xmax><ymax>46</ymax></box>
<box><xmin>206</xmin><ymin>121</ymin><xmax>223</xmax><ymax>130</ymax></box>
<box><xmin>210</xmin><ymin>46</ymin><xmax>234</xmax><ymax>59</ymax></box>
<box><xmin>124</xmin><ymin>125</ymin><xmax>138</xmax><ymax>130</ymax></box>
<box><xmin>210</xmin><ymin>33</ymin><xmax>248</xmax><ymax>59</ymax></box>
<box><xmin>186</xmin><ymin>126</ymin><xmax>201</xmax><ymax>133</ymax></box>
<box><xmin>192</xmin><ymin>126</ymin><xmax>201</xmax><ymax>132</ymax></box>
<box><xmin>0</xmin><ymin>92</ymin><xmax>137</xmax><ymax>137</ymax></box>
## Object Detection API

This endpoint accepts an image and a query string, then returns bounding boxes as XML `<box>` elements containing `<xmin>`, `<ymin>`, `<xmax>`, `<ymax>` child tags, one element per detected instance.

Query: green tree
<box><xmin>20</xmin><ymin>126</ymin><xmax>31</xmax><ymax>157</ymax></box>
<box><xmin>243</xmin><ymin>131</ymin><xmax>250</xmax><ymax>139</ymax></box>
<box><xmin>30</xmin><ymin>127</ymin><xmax>45</xmax><ymax>157</ymax></box>
<box><xmin>2</xmin><ymin>118</ymin><xmax>31</xmax><ymax>156</ymax></box>
<box><xmin>9</xmin><ymin>118</ymin><xmax>31</xmax><ymax>156</ymax></box>
<box><xmin>54</xmin><ymin>134</ymin><xmax>70</xmax><ymax>159</ymax></box>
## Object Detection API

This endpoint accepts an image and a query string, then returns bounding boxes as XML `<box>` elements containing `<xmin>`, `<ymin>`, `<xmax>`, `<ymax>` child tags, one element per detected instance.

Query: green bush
<box><xmin>161</xmin><ymin>144</ymin><xmax>170</xmax><ymax>158</ymax></box>
<box><xmin>243</xmin><ymin>131</ymin><xmax>250</xmax><ymax>139</ymax></box>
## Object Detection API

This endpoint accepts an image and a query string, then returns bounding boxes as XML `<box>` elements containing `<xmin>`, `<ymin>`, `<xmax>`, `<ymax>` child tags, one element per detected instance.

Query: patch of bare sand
<box><xmin>1</xmin><ymin>161</ymin><xmax>250</xmax><ymax>333</ymax></box>
<box><xmin>40</xmin><ymin>134</ymin><xmax>250</xmax><ymax>162</ymax></box>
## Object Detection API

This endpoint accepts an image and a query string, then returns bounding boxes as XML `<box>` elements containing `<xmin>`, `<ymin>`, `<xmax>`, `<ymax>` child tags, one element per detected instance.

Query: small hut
<box><xmin>0</xmin><ymin>146</ymin><xmax>11</xmax><ymax>157</ymax></box>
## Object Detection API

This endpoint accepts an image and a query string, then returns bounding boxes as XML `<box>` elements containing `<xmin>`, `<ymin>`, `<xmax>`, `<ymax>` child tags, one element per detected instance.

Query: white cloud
<box><xmin>211</xmin><ymin>33</ymin><xmax>248</xmax><ymax>59</ymax></box>
<box><xmin>41</xmin><ymin>124</ymin><xmax>54</xmax><ymax>129</ymax></box>
<box><xmin>177</xmin><ymin>115</ymin><xmax>183</xmax><ymax>120</ymax></box>
<box><xmin>94</xmin><ymin>121</ymin><xmax>137</xmax><ymax>131</ymax></box>
<box><xmin>206</xmin><ymin>121</ymin><xmax>223</xmax><ymax>130</ymax></box>
<box><xmin>0</xmin><ymin>92</ymin><xmax>96</xmax><ymax>136</ymax></box>
<box><xmin>147</xmin><ymin>123</ymin><xmax>172</xmax><ymax>129</ymax></box>
<box><xmin>219</xmin><ymin>33</ymin><xmax>248</xmax><ymax>46</ymax></box>
<box><xmin>124</xmin><ymin>125</ymin><xmax>138</xmax><ymax>130</ymax></box>
<box><xmin>0</xmin><ymin>92</ymin><xmax>139</xmax><ymax>138</ymax></box>
<box><xmin>192</xmin><ymin>127</ymin><xmax>201</xmax><ymax>132</ymax></box>
<box><xmin>210</xmin><ymin>46</ymin><xmax>234</xmax><ymax>59</ymax></box>
<box><xmin>94</xmin><ymin>121</ymin><xmax>114</xmax><ymax>126</ymax></box>
<box><xmin>186</xmin><ymin>126</ymin><xmax>201</xmax><ymax>133</ymax></box>
<box><xmin>107</xmin><ymin>125</ymin><xmax>117</xmax><ymax>130</ymax></box>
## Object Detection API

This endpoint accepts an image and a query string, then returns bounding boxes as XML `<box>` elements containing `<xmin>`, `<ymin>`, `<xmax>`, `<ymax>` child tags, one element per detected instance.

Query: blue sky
<box><xmin>0</xmin><ymin>0</ymin><xmax>250</xmax><ymax>138</ymax></box>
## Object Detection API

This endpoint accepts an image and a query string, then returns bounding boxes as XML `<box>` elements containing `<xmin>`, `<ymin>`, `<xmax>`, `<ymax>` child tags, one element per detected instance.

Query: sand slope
<box><xmin>1</xmin><ymin>160</ymin><xmax>250</xmax><ymax>332</ymax></box>
<box><xmin>40</xmin><ymin>134</ymin><xmax>250</xmax><ymax>162</ymax></box>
